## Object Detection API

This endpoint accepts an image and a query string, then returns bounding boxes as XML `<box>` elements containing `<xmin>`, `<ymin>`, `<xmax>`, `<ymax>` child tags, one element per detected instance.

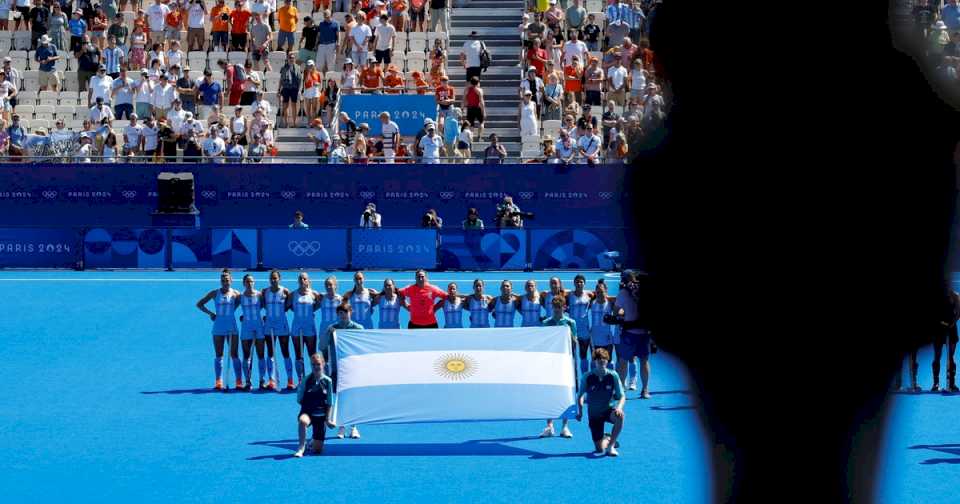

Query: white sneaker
<box><xmin>540</xmin><ymin>426</ymin><xmax>555</xmax><ymax>438</ymax></box>
<box><xmin>349</xmin><ymin>426</ymin><xmax>361</xmax><ymax>439</ymax></box>
<box><xmin>293</xmin><ymin>447</ymin><xmax>305</xmax><ymax>458</ymax></box>
<box><xmin>337</xmin><ymin>426</ymin><xmax>345</xmax><ymax>439</ymax></box>
<box><xmin>607</xmin><ymin>446</ymin><xmax>619</xmax><ymax>457</ymax></box>
<box><xmin>641</xmin><ymin>390</ymin><xmax>652</xmax><ymax>399</ymax></box>
<box><xmin>628</xmin><ymin>381</ymin><xmax>638</xmax><ymax>391</ymax></box>
<box><xmin>560</xmin><ymin>426</ymin><xmax>573</xmax><ymax>438</ymax></box>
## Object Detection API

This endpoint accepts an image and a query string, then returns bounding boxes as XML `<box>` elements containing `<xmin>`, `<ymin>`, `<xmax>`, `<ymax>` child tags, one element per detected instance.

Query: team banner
<box><xmin>0</xmin><ymin>227</ymin><xmax>80</xmax><ymax>268</ymax></box>
<box><xmin>0</xmin><ymin>164</ymin><xmax>627</xmax><ymax>228</ymax></box>
<box><xmin>350</xmin><ymin>229</ymin><xmax>438</xmax><ymax>269</ymax></box>
<box><xmin>261</xmin><ymin>229</ymin><xmax>348</xmax><ymax>268</ymax></box>
<box><xmin>339</xmin><ymin>94</ymin><xmax>437</xmax><ymax>137</ymax></box>
<box><xmin>331</xmin><ymin>327</ymin><xmax>577</xmax><ymax>425</ymax></box>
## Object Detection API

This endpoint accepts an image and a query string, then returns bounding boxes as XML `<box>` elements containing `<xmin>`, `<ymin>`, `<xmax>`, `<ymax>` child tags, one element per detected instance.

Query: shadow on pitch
<box><xmin>909</xmin><ymin>443</ymin><xmax>960</xmax><ymax>464</ymax></box>
<box><xmin>141</xmin><ymin>388</ymin><xmax>295</xmax><ymax>395</ymax></box>
<box><xmin>650</xmin><ymin>405</ymin><xmax>696</xmax><ymax>411</ymax></box>
<box><xmin>247</xmin><ymin>435</ymin><xmax>594</xmax><ymax>459</ymax></box>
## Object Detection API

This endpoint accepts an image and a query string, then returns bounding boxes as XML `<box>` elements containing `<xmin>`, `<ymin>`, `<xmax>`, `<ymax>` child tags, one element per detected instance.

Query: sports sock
<box><xmin>267</xmin><ymin>358</ymin><xmax>275</xmax><ymax>381</ymax></box>
<box><xmin>244</xmin><ymin>358</ymin><xmax>253</xmax><ymax>383</ymax></box>
<box><xmin>258</xmin><ymin>358</ymin><xmax>266</xmax><ymax>381</ymax></box>
<box><xmin>215</xmin><ymin>357</ymin><xmax>223</xmax><ymax>380</ymax></box>
<box><xmin>295</xmin><ymin>359</ymin><xmax>305</xmax><ymax>380</ymax></box>
<box><xmin>579</xmin><ymin>357</ymin><xmax>589</xmax><ymax>374</ymax></box>
<box><xmin>628</xmin><ymin>358</ymin><xmax>638</xmax><ymax>382</ymax></box>
<box><xmin>284</xmin><ymin>357</ymin><xmax>294</xmax><ymax>381</ymax></box>
<box><xmin>232</xmin><ymin>357</ymin><xmax>243</xmax><ymax>381</ymax></box>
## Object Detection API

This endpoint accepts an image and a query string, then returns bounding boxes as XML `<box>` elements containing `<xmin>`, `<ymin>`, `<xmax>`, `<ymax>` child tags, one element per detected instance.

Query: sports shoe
<box><xmin>214</xmin><ymin>379</ymin><xmax>224</xmax><ymax>390</ymax></box>
<box><xmin>910</xmin><ymin>384</ymin><xmax>922</xmax><ymax>393</ymax></box>
<box><xmin>350</xmin><ymin>426</ymin><xmax>361</xmax><ymax>439</ymax></box>
<box><xmin>337</xmin><ymin>426</ymin><xmax>346</xmax><ymax>439</ymax></box>
<box><xmin>628</xmin><ymin>381</ymin><xmax>638</xmax><ymax>391</ymax></box>
<box><xmin>607</xmin><ymin>446</ymin><xmax>619</xmax><ymax>457</ymax></box>
<box><xmin>640</xmin><ymin>390</ymin><xmax>652</xmax><ymax>399</ymax></box>
<box><xmin>540</xmin><ymin>426</ymin><xmax>555</xmax><ymax>438</ymax></box>
<box><xmin>560</xmin><ymin>425</ymin><xmax>573</xmax><ymax>438</ymax></box>
<box><xmin>259</xmin><ymin>380</ymin><xmax>268</xmax><ymax>390</ymax></box>
<box><xmin>932</xmin><ymin>383</ymin><xmax>941</xmax><ymax>393</ymax></box>
<box><xmin>950</xmin><ymin>384</ymin><xmax>960</xmax><ymax>393</ymax></box>
<box><xmin>235</xmin><ymin>379</ymin><xmax>244</xmax><ymax>389</ymax></box>
<box><xmin>293</xmin><ymin>448</ymin><xmax>305</xmax><ymax>458</ymax></box>
<box><xmin>244</xmin><ymin>381</ymin><xmax>253</xmax><ymax>391</ymax></box>
<box><xmin>286</xmin><ymin>379</ymin><xmax>296</xmax><ymax>390</ymax></box>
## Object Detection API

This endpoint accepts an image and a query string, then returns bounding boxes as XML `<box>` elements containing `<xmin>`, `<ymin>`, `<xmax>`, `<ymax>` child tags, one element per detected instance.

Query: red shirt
<box><xmin>399</xmin><ymin>283</ymin><xmax>447</xmax><ymax>325</ymax></box>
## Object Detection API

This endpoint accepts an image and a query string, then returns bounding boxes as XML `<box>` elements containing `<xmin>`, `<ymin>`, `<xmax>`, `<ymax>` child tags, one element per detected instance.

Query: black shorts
<box><xmin>585</xmin><ymin>90</ymin><xmax>602</xmax><ymax>106</ymax></box>
<box><xmin>230</xmin><ymin>33</ymin><xmax>247</xmax><ymax>50</ymax></box>
<box><xmin>409</xmin><ymin>7</ymin><xmax>424</xmax><ymax>24</ymax></box>
<box><xmin>375</xmin><ymin>49</ymin><xmax>391</xmax><ymax>65</ymax></box>
<box><xmin>239</xmin><ymin>91</ymin><xmax>256</xmax><ymax>105</ymax></box>
<box><xmin>588</xmin><ymin>410</ymin><xmax>613</xmax><ymax>441</ymax></box>
<box><xmin>466</xmin><ymin>66</ymin><xmax>482</xmax><ymax>82</ymax></box>
<box><xmin>70</xmin><ymin>35</ymin><xmax>83</xmax><ymax>53</ymax></box>
<box><xmin>408</xmin><ymin>322</ymin><xmax>439</xmax><ymax>329</ymax></box>
<box><xmin>934</xmin><ymin>327</ymin><xmax>960</xmax><ymax>346</ymax></box>
<box><xmin>15</xmin><ymin>6</ymin><xmax>29</xmax><ymax>19</ymax></box>
<box><xmin>466</xmin><ymin>106</ymin><xmax>484</xmax><ymax>125</ymax></box>
<box><xmin>280</xmin><ymin>88</ymin><xmax>299</xmax><ymax>103</ymax></box>
<box><xmin>522</xmin><ymin>39</ymin><xmax>533</xmax><ymax>49</ymax></box>
<box><xmin>298</xmin><ymin>411</ymin><xmax>328</xmax><ymax>440</ymax></box>
<box><xmin>577</xmin><ymin>338</ymin><xmax>591</xmax><ymax>359</ymax></box>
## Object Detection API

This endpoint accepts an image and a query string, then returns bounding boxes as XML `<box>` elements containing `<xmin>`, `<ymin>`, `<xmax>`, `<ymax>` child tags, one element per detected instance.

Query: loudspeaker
<box><xmin>156</xmin><ymin>172</ymin><xmax>198</xmax><ymax>214</ymax></box>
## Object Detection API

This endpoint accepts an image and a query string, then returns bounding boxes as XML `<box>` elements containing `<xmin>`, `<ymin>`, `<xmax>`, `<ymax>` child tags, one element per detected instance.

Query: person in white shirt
<box><xmin>577</xmin><ymin>125</ymin><xmax>602</xmax><ymax>165</ymax></box>
<box><xmin>133</xmin><ymin>69</ymin><xmax>155</xmax><ymax>119</ymax></box>
<box><xmin>180</xmin><ymin>112</ymin><xmax>205</xmax><ymax>140</ymax></box>
<box><xmin>328</xmin><ymin>136</ymin><xmax>348</xmax><ymax>163</ymax></box>
<box><xmin>606</xmin><ymin>59</ymin><xmax>628</xmax><ymax>110</ymax></box>
<box><xmin>629</xmin><ymin>59</ymin><xmax>646</xmax><ymax>99</ymax></box>
<box><xmin>146</xmin><ymin>0</ymin><xmax>171</xmax><ymax>45</ymax></box>
<box><xmin>141</xmin><ymin>115</ymin><xmax>160</xmax><ymax>159</ymax></box>
<box><xmin>307</xmin><ymin>118</ymin><xmax>331</xmax><ymax>159</ymax></box>
<box><xmin>203</xmin><ymin>126</ymin><xmax>226</xmax><ymax>162</ymax></box>
<box><xmin>349</xmin><ymin>16</ymin><xmax>372</xmax><ymax>66</ymax></box>
<box><xmin>250</xmin><ymin>90</ymin><xmax>272</xmax><ymax>118</ymax></box>
<box><xmin>76</xmin><ymin>135</ymin><xmax>93</xmax><ymax>163</ymax></box>
<box><xmin>166</xmin><ymin>40</ymin><xmax>185</xmax><ymax>70</ymax></box>
<box><xmin>459</xmin><ymin>31</ymin><xmax>483</xmax><ymax>83</ymax></box>
<box><xmin>167</xmin><ymin>99</ymin><xmax>188</xmax><ymax>137</ymax></box>
<box><xmin>123</xmin><ymin>114</ymin><xmax>144</xmax><ymax>159</ymax></box>
<box><xmin>378</xmin><ymin>111</ymin><xmax>400</xmax><ymax>163</ymax></box>
<box><xmin>50</xmin><ymin>119</ymin><xmax>73</xmax><ymax>143</ymax></box>
<box><xmin>457</xmin><ymin>122</ymin><xmax>473</xmax><ymax>159</ymax></box>
<box><xmin>187</xmin><ymin>0</ymin><xmax>208</xmax><ymax>51</ymax></box>
<box><xmin>89</xmin><ymin>97</ymin><xmax>116</xmax><ymax>123</ymax></box>
<box><xmin>88</xmin><ymin>66</ymin><xmax>114</xmax><ymax>106</ymax></box>
<box><xmin>561</xmin><ymin>30</ymin><xmax>587</xmax><ymax>67</ymax></box>
<box><xmin>373</xmin><ymin>13</ymin><xmax>395</xmax><ymax>65</ymax></box>
<box><xmin>152</xmin><ymin>74</ymin><xmax>177</xmax><ymax>120</ymax></box>
<box><xmin>418</xmin><ymin>122</ymin><xmax>442</xmax><ymax>164</ymax></box>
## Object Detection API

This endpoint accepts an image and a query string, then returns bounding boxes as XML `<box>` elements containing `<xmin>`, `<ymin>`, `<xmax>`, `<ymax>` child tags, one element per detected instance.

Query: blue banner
<box><xmin>439</xmin><ymin>229</ymin><xmax>528</xmax><ymax>270</ymax></box>
<box><xmin>211</xmin><ymin>229</ymin><xmax>258</xmax><ymax>269</ymax></box>
<box><xmin>529</xmin><ymin>229</ymin><xmax>631</xmax><ymax>270</ymax></box>
<box><xmin>0</xmin><ymin>164</ymin><xmax>627</xmax><ymax>229</ymax></box>
<box><xmin>261</xmin><ymin>229</ymin><xmax>348</xmax><ymax>269</ymax></box>
<box><xmin>171</xmin><ymin>228</ymin><xmax>212</xmax><ymax>268</ymax></box>
<box><xmin>339</xmin><ymin>94</ymin><xmax>436</xmax><ymax>137</ymax></box>
<box><xmin>0</xmin><ymin>228</ymin><xmax>79</xmax><ymax>268</ymax></box>
<box><xmin>84</xmin><ymin>228</ymin><xmax>166</xmax><ymax>268</ymax></box>
<box><xmin>351</xmin><ymin>229</ymin><xmax>438</xmax><ymax>269</ymax></box>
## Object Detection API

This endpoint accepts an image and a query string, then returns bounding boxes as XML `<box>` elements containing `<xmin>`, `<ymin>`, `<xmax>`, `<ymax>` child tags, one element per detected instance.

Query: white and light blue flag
<box><xmin>330</xmin><ymin>327</ymin><xmax>577</xmax><ymax>425</ymax></box>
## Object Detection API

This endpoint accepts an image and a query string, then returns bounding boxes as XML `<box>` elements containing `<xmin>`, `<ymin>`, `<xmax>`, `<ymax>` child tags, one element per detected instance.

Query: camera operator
<box><xmin>495</xmin><ymin>195</ymin><xmax>534</xmax><ymax>228</ymax></box>
<box><xmin>421</xmin><ymin>208</ymin><xmax>443</xmax><ymax>229</ymax></box>
<box><xmin>609</xmin><ymin>270</ymin><xmax>653</xmax><ymax>399</ymax></box>
<box><xmin>359</xmin><ymin>202</ymin><xmax>382</xmax><ymax>228</ymax></box>
<box><xmin>462</xmin><ymin>207</ymin><xmax>484</xmax><ymax>230</ymax></box>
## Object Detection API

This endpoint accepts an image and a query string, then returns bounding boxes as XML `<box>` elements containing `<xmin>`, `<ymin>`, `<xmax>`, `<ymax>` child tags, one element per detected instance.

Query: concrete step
<box><xmin>450</xmin><ymin>27</ymin><xmax>521</xmax><ymax>36</ymax></box>
<box><xmin>447</xmin><ymin>66</ymin><xmax>521</xmax><ymax>76</ymax></box>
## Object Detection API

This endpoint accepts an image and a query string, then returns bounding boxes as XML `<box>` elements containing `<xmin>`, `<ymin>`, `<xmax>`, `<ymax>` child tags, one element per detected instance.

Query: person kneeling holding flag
<box><xmin>294</xmin><ymin>353</ymin><xmax>337</xmax><ymax>458</ymax></box>
<box><xmin>577</xmin><ymin>347</ymin><xmax>626</xmax><ymax>457</ymax></box>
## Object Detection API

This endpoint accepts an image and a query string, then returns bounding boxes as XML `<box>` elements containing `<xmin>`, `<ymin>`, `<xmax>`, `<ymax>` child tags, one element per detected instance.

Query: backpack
<box><xmin>479</xmin><ymin>41</ymin><xmax>491</xmax><ymax>72</ymax></box>
<box><xmin>232</xmin><ymin>64</ymin><xmax>246</xmax><ymax>85</ymax></box>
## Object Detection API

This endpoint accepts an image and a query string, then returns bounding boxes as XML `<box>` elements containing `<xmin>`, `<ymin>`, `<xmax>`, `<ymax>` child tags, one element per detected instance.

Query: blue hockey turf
<box><xmin>0</xmin><ymin>271</ymin><xmax>710</xmax><ymax>503</ymax></box>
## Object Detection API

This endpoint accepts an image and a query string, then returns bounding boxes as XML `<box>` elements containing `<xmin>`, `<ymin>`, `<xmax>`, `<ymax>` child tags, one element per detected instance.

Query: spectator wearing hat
<box><xmin>275</xmin><ymin>0</ymin><xmax>298</xmax><ymax>52</ymax></box>
<box><xmin>577</xmin><ymin>123</ymin><xmax>601</xmax><ymax>164</ymax></box>
<box><xmin>250</xmin><ymin>90</ymin><xmax>272</xmax><ymax>119</ymax></box>
<box><xmin>328</xmin><ymin>135</ymin><xmax>348</xmax><ymax>163</ymax></box>
<box><xmin>377</xmin><ymin>111</ymin><xmax>400</xmax><ymax>163</ymax></box>
<box><xmin>228</xmin><ymin>0</ymin><xmax>252</xmax><ymax>51</ymax></box>
<box><xmin>315</xmin><ymin>10</ymin><xmax>340</xmax><ymax>73</ymax></box>
<box><xmin>383</xmin><ymin>64</ymin><xmax>404</xmax><ymax>94</ymax></box>
<box><xmin>87</xmin><ymin>65</ymin><xmax>114</xmax><ymax>107</ymax></box>
<box><xmin>308</xmin><ymin>117</ymin><xmax>331</xmax><ymax>160</ymax></box>
<box><xmin>197</xmin><ymin>69</ymin><xmax>224</xmax><ymax>120</ymax></box>
<box><xmin>90</xmin><ymin>95</ymin><xmax>116</xmax><ymax>124</ymax></box>
<box><xmin>373</xmin><ymin>13</ymin><xmax>396</xmax><ymax>65</ymax></box>
<box><xmin>210</xmin><ymin>0</ymin><xmax>232</xmax><ymax>51</ymax></box>
<box><xmin>337</xmin><ymin>111</ymin><xmax>357</xmax><ymax>147</ymax></box>
<box><xmin>411</xmin><ymin>71</ymin><xmax>430</xmax><ymax>94</ymax></box>
<box><xmin>298</xmin><ymin>15</ymin><xmax>319</xmax><ymax>67</ymax></box>
<box><xmin>360</xmin><ymin>56</ymin><xmax>383</xmax><ymax>93</ymax></box>
<box><xmin>186</xmin><ymin>0</ymin><xmax>208</xmax><ymax>51</ymax></box>
<box><xmin>520</xmin><ymin>66</ymin><xmax>544</xmax><ymax>117</ymax></box>
<box><xmin>176</xmin><ymin>66</ymin><xmax>198</xmax><ymax>114</ymax></box>
<box><xmin>1</xmin><ymin>58</ymin><xmax>21</xmax><ymax>110</ymax></box>
<box><xmin>152</xmin><ymin>73</ymin><xmax>177</xmax><ymax>120</ymax></box>
<box><xmin>340</xmin><ymin>57</ymin><xmax>359</xmax><ymax>94</ymax></box>
<box><xmin>519</xmin><ymin>89</ymin><xmax>539</xmax><ymax>138</ymax></box>
<box><xmin>413</xmin><ymin>117</ymin><xmax>433</xmax><ymax>160</ymax></box>
<box><xmin>35</xmin><ymin>35</ymin><xmax>62</xmax><ymax>92</ymax></box>
<box><xmin>68</xmin><ymin>10</ymin><xmax>88</xmax><ymax>54</ymax></box>
<box><xmin>352</xmin><ymin>122</ymin><xmax>370</xmax><ymax>163</ymax></box>
<box><xmin>417</xmin><ymin>123</ymin><xmax>443</xmax><ymax>164</ymax></box>
<box><xmin>28</xmin><ymin>1</ymin><xmax>50</xmax><ymax>50</ymax></box>
<box><xmin>303</xmin><ymin>59</ymin><xmax>323</xmax><ymax>123</ymax></box>
<box><xmin>349</xmin><ymin>12</ymin><xmax>372</xmax><ymax>65</ymax></box>
<box><xmin>6</xmin><ymin>114</ymin><xmax>25</xmax><ymax>160</ymax></box>
<box><xmin>459</xmin><ymin>30</ymin><xmax>483</xmax><ymax>82</ymax></box>
<box><xmin>544</xmin><ymin>0</ymin><xmax>563</xmax><ymax>36</ymax></box>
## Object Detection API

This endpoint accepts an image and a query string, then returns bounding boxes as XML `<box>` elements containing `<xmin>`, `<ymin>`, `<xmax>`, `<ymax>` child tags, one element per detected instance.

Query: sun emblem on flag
<box><xmin>434</xmin><ymin>353</ymin><xmax>478</xmax><ymax>381</ymax></box>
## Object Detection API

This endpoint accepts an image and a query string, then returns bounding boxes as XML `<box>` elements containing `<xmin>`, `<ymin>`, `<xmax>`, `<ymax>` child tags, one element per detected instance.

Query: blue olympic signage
<box><xmin>0</xmin><ymin>228</ymin><xmax>80</xmax><ymax>268</ymax></box>
<box><xmin>339</xmin><ymin>94</ymin><xmax>438</xmax><ymax>137</ymax></box>
<box><xmin>262</xmin><ymin>229</ymin><xmax>349</xmax><ymax>269</ymax></box>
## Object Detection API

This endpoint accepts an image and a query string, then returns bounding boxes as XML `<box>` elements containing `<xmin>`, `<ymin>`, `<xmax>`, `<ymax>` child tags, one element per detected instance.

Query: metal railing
<box><xmin>0</xmin><ymin>154</ymin><xmax>620</xmax><ymax>164</ymax></box>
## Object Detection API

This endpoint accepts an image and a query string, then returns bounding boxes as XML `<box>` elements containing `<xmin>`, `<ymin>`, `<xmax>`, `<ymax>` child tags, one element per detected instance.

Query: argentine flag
<box><xmin>330</xmin><ymin>327</ymin><xmax>578</xmax><ymax>425</ymax></box>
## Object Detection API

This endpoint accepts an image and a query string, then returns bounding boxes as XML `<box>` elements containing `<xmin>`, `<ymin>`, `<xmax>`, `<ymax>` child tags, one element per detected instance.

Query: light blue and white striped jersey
<box><xmin>377</xmin><ymin>294</ymin><xmax>402</xmax><ymax>329</ymax></box>
<box><xmin>292</xmin><ymin>290</ymin><xmax>317</xmax><ymax>324</ymax></box>
<box><xmin>264</xmin><ymin>288</ymin><xmax>288</xmax><ymax>322</ymax></box>
<box><xmin>319</xmin><ymin>293</ymin><xmax>343</xmax><ymax>328</ymax></box>
<box><xmin>468</xmin><ymin>296</ymin><xmax>490</xmax><ymax>328</ymax></box>
<box><xmin>494</xmin><ymin>297</ymin><xmax>517</xmax><ymax>328</ymax></box>
<box><xmin>211</xmin><ymin>289</ymin><xmax>240</xmax><ymax>335</ymax></box>
<box><xmin>349</xmin><ymin>289</ymin><xmax>374</xmax><ymax>329</ymax></box>
<box><xmin>589</xmin><ymin>300</ymin><xmax>619</xmax><ymax>346</ymax></box>
<box><xmin>567</xmin><ymin>291</ymin><xmax>592</xmax><ymax>339</ymax></box>
<box><xmin>240</xmin><ymin>291</ymin><xmax>263</xmax><ymax>331</ymax></box>
<box><xmin>520</xmin><ymin>296</ymin><xmax>544</xmax><ymax>327</ymax></box>
<box><xmin>443</xmin><ymin>297</ymin><xmax>464</xmax><ymax>328</ymax></box>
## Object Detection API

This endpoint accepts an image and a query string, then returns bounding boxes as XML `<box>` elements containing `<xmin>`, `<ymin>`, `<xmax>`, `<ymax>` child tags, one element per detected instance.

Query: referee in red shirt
<box><xmin>399</xmin><ymin>269</ymin><xmax>447</xmax><ymax>329</ymax></box>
